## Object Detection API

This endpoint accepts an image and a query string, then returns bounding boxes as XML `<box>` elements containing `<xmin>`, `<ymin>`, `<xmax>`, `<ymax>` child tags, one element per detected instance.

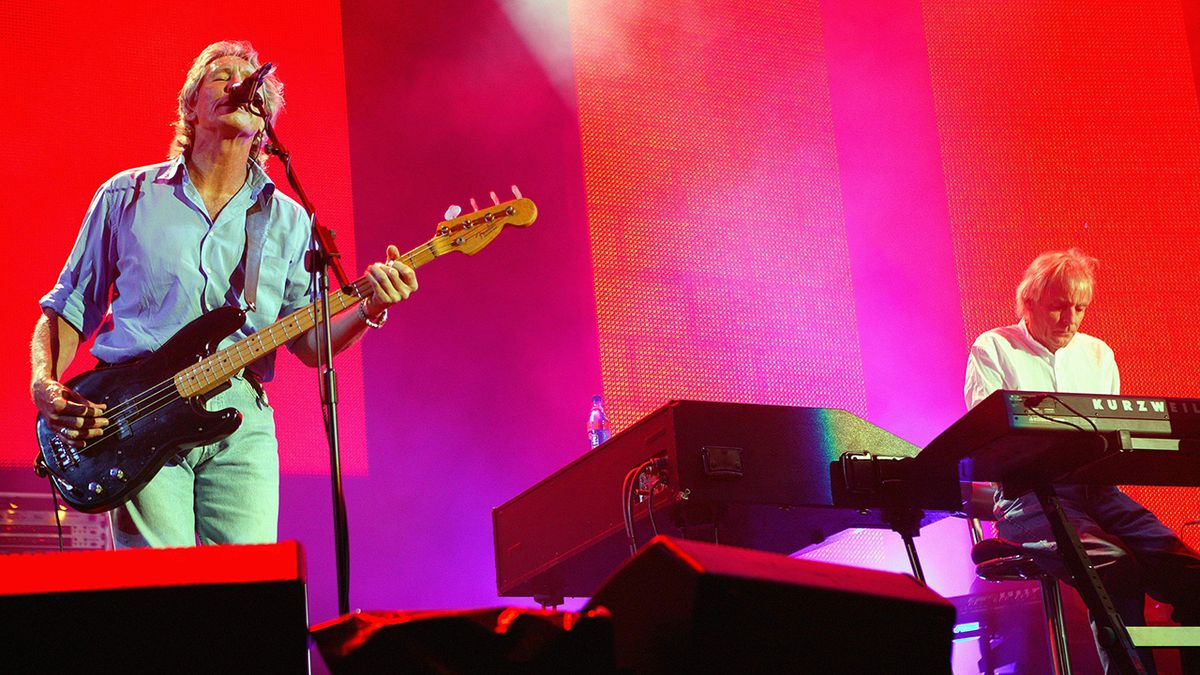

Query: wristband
<box><xmin>357</xmin><ymin>299</ymin><xmax>387</xmax><ymax>329</ymax></box>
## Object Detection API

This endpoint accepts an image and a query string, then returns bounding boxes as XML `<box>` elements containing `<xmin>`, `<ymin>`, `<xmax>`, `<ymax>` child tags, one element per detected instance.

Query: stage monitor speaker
<box><xmin>584</xmin><ymin>536</ymin><xmax>955</xmax><ymax>674</ymax></box>
<box><xmin>0</xmin><ymin>541</ymin><xmax>308</xmax><ymax>674</ymax></box>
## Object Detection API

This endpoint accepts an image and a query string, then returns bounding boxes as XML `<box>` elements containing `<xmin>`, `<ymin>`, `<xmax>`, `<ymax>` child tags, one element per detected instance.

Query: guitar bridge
<box><xmin>51</xmin><ymin>437</ymin><xmax>80</xmax><ymax>470</ymax></box>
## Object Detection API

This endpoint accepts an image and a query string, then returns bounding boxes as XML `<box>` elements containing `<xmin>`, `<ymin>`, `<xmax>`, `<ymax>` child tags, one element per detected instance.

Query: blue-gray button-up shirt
<box><xmin>40</xmin><ymin>156</ymin><xmax>314</xmax><ymax>382</ymax></box>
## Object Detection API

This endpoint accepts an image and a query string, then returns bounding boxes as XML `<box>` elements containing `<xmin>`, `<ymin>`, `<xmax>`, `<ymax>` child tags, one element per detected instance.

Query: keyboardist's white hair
<box><xmin>1016</xmin><ymin>248</ymin><xmax>1098</xmax><ymax>319</ymax></box>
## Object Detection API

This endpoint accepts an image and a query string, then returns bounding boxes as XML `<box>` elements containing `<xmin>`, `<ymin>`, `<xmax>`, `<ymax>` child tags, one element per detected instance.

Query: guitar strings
<box><xmin>78</xmin><ymin>209</ymin><xmax>490</xmax><ymax>427</ymax></box>
<box><xmin>75</xmin><ymin>277</ymin><xmax>377</xmax><ymax>453</ymax></box>
<box><xmin>67</xmin><ymin>236</ymin><xmax>454</xmax><ymax>454</ymax></box>
<box><xmin>88</xmin><ymin>275</ymin><xmax>372</xmax><ymax>423</ymax></box>
<box><xmin>47</xmin><ymin>214</ymin><xmax>527</xmax><ymax>494</ymax></box>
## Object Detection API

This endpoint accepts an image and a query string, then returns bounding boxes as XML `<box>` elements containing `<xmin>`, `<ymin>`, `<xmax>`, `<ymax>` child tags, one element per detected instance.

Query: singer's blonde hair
<box><xmin>169</xmin><ymin>40</ymin><xmax>284</xmax><ymax>165</ymax></box>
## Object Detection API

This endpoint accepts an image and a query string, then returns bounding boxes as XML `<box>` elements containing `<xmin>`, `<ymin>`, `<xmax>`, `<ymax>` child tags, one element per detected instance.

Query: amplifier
<box><xmin>0</xmin><ymin>490</ymin><xmax>110</xmax><ymax>553</ymax></box>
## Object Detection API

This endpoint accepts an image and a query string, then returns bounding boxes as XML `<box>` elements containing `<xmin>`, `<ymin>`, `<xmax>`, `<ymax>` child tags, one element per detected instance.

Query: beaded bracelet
<box><xmin>357</xmin><ymin>299</ymin><xmax>388</xmax><ymax>329</ymax></box>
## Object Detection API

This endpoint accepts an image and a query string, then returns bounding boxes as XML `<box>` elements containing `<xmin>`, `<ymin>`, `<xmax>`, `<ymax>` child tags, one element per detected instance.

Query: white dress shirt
<box><xmin>965</xmin><ymin>319</ymin><xmax>1120</xmax><ymax>408</ymax></box>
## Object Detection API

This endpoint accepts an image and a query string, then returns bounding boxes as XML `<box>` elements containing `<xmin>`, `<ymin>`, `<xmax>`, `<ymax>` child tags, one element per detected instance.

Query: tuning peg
<box><xmin>469</xmin><ymin>198</ymin><xmax>480</xmax><ymax>212</ymax></box>
<box><xmin>512</xmin><ymin>185</ymin><xmax>522</xmax><ymax>199</ymax></box>
<box><xmin>444</xmin><ymin>205</ymin><xmax>462</xmax><ymax>219</ymax></box>
<box><xmin>490</xmin><ymin>191</ymin><xmax>500</xmax><ymax>205</ymax></box>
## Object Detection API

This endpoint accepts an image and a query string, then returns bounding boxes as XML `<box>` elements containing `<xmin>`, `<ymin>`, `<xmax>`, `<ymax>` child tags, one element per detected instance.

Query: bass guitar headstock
<box><xmin>432</xmin><ymin>187</ymin><xmax>537</xmax><ymax>257</ymax></box>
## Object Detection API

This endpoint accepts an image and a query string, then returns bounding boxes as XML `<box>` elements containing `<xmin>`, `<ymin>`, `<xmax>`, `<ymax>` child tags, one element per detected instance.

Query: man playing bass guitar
<box><xmin>29</xmin><ymin>40</ymin><xmax>417</xmax><ymax>548</ymax></box>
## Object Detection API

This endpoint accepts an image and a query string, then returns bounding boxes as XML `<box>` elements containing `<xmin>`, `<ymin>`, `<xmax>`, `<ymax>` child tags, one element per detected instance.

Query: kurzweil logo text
<box><xmin>1168</xmin><ymin>400</ymin><xmax>1200</xmax><ymax>414</ymax></box>
<box><xmin>1090</xmin><ymin>398</ymin><xmax>1166</xmax><ymax>414</ymax></box>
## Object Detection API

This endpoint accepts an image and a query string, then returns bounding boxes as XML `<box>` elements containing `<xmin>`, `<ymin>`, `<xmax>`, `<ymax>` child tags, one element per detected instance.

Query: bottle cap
<box><xmin>592</xmin><ymin>395</ymin><xmax>603</xmax><ymax>405</ymax></box>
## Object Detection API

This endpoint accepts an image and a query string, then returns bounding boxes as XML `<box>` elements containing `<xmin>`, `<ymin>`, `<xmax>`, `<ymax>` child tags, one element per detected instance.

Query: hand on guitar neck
<box><xmin>362</xmin><ymin>244</ymin><xmax>419</xmax><ymax>318</ymax></box>
<box><xmin>288</xmin><ymin>244</ymin><xmax>418</xmax><ymax>367</ymax></box>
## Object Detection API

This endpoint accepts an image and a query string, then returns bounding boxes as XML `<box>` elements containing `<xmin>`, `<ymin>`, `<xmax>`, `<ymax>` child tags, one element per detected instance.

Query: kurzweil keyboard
<box><xmin>918</xmin><ymin>390</ymin><xmax>1200</xmax><ymax>489</ymax></box>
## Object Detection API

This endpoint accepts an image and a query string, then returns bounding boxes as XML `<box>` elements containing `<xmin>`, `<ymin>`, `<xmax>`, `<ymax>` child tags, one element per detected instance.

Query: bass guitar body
<box><xmin>35</xmin><ymin>307</ymin><xmax>247</xmax><ymax>513</ymax></box>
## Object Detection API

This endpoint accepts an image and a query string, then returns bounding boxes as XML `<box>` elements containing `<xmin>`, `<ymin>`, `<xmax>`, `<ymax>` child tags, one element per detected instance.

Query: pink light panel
<box><xmin>570</xmin><ymin>0</ymin><xmax>866</xmax><ymax>431</ymax></box>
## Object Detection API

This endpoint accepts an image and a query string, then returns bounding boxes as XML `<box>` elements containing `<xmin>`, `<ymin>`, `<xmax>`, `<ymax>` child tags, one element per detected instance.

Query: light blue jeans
<box><xmin>110</xmin><ymin>375</ymin><xmax>279</xmax><ymax>548</ymax></box>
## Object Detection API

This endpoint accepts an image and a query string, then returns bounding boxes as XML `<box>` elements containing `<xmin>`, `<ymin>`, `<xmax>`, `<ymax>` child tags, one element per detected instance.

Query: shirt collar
<box><xmin>158</xmin><ymin>154</ymin><xmax>187</xmax><ymax>183</ymax></box>
<box><xmin>245</xmin><ymin>158</ymin><xmax>276</xmax><ymax>203</ymax></box>
<box><xmin>157</xmin><ymin>154</ymin><xmax>277</xmax><ymax>203</ymax></box>
<box><xmin>1017</xmin><ymin>318</ymin><xmax>1078</xmax><ymax>358</ymax></box>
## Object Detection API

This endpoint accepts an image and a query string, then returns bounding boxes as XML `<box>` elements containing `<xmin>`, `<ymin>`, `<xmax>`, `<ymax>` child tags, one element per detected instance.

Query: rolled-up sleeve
<box><xmin>39</xmin><ymin>183</ymin><xmax>117</xmax><ymax>337</ymax></box>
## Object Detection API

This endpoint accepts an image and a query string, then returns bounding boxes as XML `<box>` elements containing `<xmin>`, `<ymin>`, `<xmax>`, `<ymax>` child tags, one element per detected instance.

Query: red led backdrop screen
<box><xmin>924</xmin><ymin>1</ymin><xmax>1200</xmax><ymax>532</ymax></box>
<box><xmin>0</xmin><ymin>1</ymin><xmax>367</xmax><ymax>474</ymax></box>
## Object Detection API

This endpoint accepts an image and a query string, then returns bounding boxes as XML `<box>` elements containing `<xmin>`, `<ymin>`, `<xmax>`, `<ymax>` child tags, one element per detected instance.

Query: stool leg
<box><xmin>1040</xmin><ymin>576</ymin><xmax>1073</xmax><ymax>675</ymax></box>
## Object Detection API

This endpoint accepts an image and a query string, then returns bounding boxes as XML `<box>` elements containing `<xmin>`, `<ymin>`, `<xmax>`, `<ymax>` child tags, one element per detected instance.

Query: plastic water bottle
<box><xmin>587</xmin><ymin>395</ymin><xmax>611</xmax><ymax>449</ymax></box>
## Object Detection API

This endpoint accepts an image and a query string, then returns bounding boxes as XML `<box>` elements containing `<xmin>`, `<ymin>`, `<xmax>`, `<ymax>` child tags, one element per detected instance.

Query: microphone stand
<box><xmin>251</xmin><ymin>93</ymin><xmax>354</xmax><ymax>617</ymax></box>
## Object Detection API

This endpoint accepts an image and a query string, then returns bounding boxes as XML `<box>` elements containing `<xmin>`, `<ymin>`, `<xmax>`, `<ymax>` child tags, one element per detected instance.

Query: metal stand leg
<box><xmin>1039</xmin><ymin>575</ymin><xmax>1073</xmax><ymax>675</ymax></box>
<box><xmin>1034</xmin><ymin>484</ymin><xmax>1144</xmax><ymax>675</ymax></box>
<box><xmin>881</xmin><ymin>506</ymin><xmax>927</xmax><ymax>584</ymax></box>
<box><xmin>900</xmin><ymin>531</ymin><xmax>926</xmax><ymax>584</ymax></box>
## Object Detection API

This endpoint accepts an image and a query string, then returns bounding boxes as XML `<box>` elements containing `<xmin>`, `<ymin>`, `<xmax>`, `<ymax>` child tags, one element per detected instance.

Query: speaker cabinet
<box><xmin>584</xmin><ymin>536</ymin><xmax>954</xmax><ymax>674</ymax></box>
<box><xmin>0</xmin><ymin>542</ymin><xmax>308</xmax><ymax>673</ymax></box>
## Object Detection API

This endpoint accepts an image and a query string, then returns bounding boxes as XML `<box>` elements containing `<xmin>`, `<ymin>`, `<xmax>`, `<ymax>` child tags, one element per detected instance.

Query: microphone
<box><xmin>226</xmin><ymin>62</ymin><xmax>275</xmax><ymax>109</ymax></box>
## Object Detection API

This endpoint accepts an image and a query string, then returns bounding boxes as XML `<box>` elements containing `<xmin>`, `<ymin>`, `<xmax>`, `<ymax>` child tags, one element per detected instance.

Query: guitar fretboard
<box><xmin>173</xmin><ymin>245</ymin><xmax>438</xmax><ymax>398</ymax></box>
<box><xmin>169</xmin><ymin>196</ymin><xmax>533</xmax><ymax>399</ymax></box>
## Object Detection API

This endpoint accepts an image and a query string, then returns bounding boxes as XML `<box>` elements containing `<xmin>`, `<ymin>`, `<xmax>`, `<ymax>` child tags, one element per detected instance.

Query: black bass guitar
<box><xmin>35</xmin><ymin>195</ymin><xmax>537</xmax><ymax>513</ymax></box>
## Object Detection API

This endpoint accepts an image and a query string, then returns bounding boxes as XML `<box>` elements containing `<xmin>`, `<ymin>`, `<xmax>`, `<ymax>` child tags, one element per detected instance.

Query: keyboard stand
<box><xmin>1035</xmin><ymin>484</ymin><xmax>1145</xmax><ymax>675</ymax></box>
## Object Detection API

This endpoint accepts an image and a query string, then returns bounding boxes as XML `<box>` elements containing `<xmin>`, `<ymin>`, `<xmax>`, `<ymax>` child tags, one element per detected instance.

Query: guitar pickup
<box><xmin>113</xmin><ymin>414</ymin><xmax>134</xmax><ymax>441</ymax></box>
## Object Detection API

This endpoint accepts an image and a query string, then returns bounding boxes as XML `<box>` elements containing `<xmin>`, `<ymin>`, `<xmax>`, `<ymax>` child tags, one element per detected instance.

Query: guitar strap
<box><xmin>243</xmin><ymin>199</ymin><xmax>270</xmax><ymax>313</ymax></box>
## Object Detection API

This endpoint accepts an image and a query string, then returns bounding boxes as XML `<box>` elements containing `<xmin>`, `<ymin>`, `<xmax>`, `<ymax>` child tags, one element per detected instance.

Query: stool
<box><xmin>966</xmin><ymin>483</ymin><xmax>1073</xmax><ymax>675</ymax></box>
